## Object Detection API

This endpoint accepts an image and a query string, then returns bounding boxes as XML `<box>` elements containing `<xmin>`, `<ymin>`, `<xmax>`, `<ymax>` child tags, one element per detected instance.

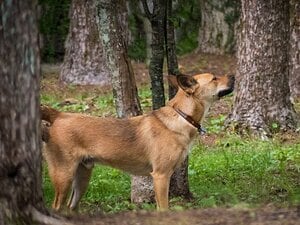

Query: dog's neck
<box><xmin>167</xmin><ymin>89</ymin><xmax>209</xmax><ymax>124</ymax></box>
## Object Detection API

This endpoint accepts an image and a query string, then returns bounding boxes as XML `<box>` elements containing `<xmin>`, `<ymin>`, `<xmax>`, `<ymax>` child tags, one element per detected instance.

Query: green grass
<box><xmin>189</xmin><ymin>135</ymin><xmax>300</xmax><ymax>208</ymax></box>
<box><xmin>41</xmin><ymin>87</ymin><xmax>300</xmax><ymax>213</ymax></box>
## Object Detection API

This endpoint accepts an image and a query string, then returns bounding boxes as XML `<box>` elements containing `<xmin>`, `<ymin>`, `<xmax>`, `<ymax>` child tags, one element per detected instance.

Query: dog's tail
<box><xmin>40</xmin><ymin>105</ymin><xmax>60</xmax><ymax>124</ymax></box>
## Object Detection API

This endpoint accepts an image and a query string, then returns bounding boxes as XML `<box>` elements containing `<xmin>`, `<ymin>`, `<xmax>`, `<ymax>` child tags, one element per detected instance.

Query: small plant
<box><xmin>205</xmin><ymin>114</ymin><xmax>226</xmax><ymax>133</ymax></box>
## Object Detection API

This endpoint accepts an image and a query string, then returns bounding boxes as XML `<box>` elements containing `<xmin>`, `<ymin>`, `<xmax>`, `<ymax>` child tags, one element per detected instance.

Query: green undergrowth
<box><xmin>41</xmin><ymin>87</ymin><xmax>300</xmax><ymax>214</ymax></box>
<box><xmin>189</xmin><ymin>135</ymin><xmax>300</xmax><ymax>208</ymax></box>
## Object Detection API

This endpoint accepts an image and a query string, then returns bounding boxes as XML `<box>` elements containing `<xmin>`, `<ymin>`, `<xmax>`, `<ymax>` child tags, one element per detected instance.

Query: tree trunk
<box><xmin>165</xmin><ymin>0</ymin><xmax>192</xmax><ymax>200</ymax></box>
<box><xmin>60</xmin><ymin>0</ymin><xmax>110</xmax><ymax>85</ymax></box>
<box><xmin>228</xmin><ymin>0</ymin><xmax>297</xmax><ymax>137</ymax></box>
<box><xmin>0</xmin><ymin>0</ymin><xmax>46</xmax><ymax>223</ymax></box>
<box><xmin>95</xmin><ymin>0</ymin><xmax>142</xmax><ymax>118</ymax></box>
<box><xmin>142</xmin><ymin>0</ymin><xmax>166</xmax><ymax>110</ymax></box>
<box><xmin>197</xmin><ymin>0</ymin><xmax>240</xmax><ymax>54</ymax></box>
<box><xmin>289</xmin><ymin>0</ymin><xmax>300</xmax><ymax>101</ymax></box>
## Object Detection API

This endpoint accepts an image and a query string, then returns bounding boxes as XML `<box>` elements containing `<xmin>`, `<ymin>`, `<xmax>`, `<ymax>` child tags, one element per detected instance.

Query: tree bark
<box><xmin>0</xmin><ymin>0</ymin><xmax>46</xmax><ymax>223</ymax></box>
<box><xmin>197</xmin><ymin>0</ymin><xmax>240</xmax><ymax>54</ymax></box>
<box><xmin>60</xmin><ymin>0</ymin><xmax>110</xmax><ymax>85</ymax></box>
<box><xmin>228</xmin><ymin>0</ymin><xmax>297</xmax><ymax>137</ymax></box>
<box><xmin>95</xmin><ymin>0</ymin><xmax>142</xmax><ymax>118</ymax></box>
<box><xmin>289</xmin><ymin>0</ymin><xmax>300</xmax><ymax>101</ymax></box>
<box><xmin>142</xmin><ymin>0</ymin><xmax>166</xmax><ymax>110</ymax></box>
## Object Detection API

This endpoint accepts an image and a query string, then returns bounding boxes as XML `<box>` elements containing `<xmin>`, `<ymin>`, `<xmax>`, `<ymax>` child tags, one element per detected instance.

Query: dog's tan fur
<box><xmin>41</xmin><ymin>73</ymin><xmax>234</xmax><ymax>211</ymax></box>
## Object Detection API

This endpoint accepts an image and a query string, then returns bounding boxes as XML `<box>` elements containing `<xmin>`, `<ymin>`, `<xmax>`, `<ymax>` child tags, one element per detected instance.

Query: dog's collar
<box><xmin>173</xmin><ymin>107</ymin><xmax>206</xmax><ymax>135</ymax></box>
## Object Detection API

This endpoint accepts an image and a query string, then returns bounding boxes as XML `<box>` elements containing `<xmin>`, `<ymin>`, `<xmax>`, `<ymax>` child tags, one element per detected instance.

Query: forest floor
<box><xmin>41</xmin><ymin>53</ymin><xmax>300</xmax><ymax>225</ymax></box>
<box><xmin>70</xmin><ymin>206</ymin><xmax>300</xmax><ymax>225</ymax></box>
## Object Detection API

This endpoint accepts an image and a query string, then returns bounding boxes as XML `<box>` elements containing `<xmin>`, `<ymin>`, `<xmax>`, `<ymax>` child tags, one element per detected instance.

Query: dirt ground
<box><xmin>42</xmin><ymin>54</ymin><xmax>300</xmax><ymax>225</ymax></box>
<box><xmin>68</xmin><ymin>206</ymin><xmax>300</xmax><ymax>225</ymax></box>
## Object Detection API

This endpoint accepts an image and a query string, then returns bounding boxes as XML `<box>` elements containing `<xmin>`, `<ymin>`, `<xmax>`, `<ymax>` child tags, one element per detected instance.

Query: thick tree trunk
<box><xmin>0</xmin><ymin>1</ymin><xmax>46</xmax><ymax>223</ymax></box>
<box><xmin>289</xmin><ymin>0</ymin><xmax>300</xmax><ymax>101</ymax></box>
<box><xmin>197</xmin><ymin>0</ymin><xmax>240</xmax><ymax>54</ymax></box>
<box><xmin>228</xmin><ymin>0</ymin><xmax>297</xmax><ymax>137</ymax></box>
<box><xmin>60</xmin><ymin>0</ymin><xmax>110</xmax><ymax>85</ymax></box>
<box><xmin>95</xmin><ymin>0</ymin><xmax>142</xmax><ymax>118</ymax></box>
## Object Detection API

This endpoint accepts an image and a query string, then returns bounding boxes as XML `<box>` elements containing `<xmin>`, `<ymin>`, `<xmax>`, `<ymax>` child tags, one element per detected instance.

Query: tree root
<box><xmin>29</xmin><ymin>206</ymin><xmax>73</xmax><ymax>225</ymax></box>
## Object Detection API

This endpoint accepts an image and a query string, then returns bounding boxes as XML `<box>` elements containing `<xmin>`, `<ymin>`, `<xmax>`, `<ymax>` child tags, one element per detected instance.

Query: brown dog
<box><xmin>41</xmin><ymin>73</ymin><xmax>234</xmax><ymax>211</ymax></box>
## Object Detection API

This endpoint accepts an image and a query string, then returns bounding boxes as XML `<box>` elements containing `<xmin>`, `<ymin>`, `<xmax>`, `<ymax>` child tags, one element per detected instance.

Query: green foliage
<box><xmin>173</xmin><ymin>0</ymin><xmax>201</xmax><ymax>55</ymax></box>
<box><xmin>205</xmin><ymin>114</ymin><xmax>226</xmax><ymax>133</ymax></box>
<box><xmin>189</xmin><ymin>136</ymin><xmax>300</xmax><ymax>208</ymax></box>
<box><xmin>139</xmin><ymin>87</ymin><xmax>152</xmax><ymax>110</ymax></box>
<box><xmin>127</xmin><ymin>7</ymin><xmax>147</xmax><ymax>61</ymax></box>
<box><xmin>128</xmin><ymin>38</ymin><xmax>147</xmax><ymax>62</ymax></box>
<box><xmin>39</xmin><ymin>0</ymin><xmax>70</xmax><ymax>62</ymax></box>
<box><xmin>176</xmin><ymin>31</ymin><xmax>199</xmax><ymax>56</ymax></box>
<box><xmin>83</xmin><ymin>166</ymin><xmax>133</xmax><ymax>212</ymax></box>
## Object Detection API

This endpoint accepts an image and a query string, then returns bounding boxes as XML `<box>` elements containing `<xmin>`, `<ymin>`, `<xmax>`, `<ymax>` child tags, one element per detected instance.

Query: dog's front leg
<box><xmin>151</xmin><ymin>172</ymin><xmax>171</xmax><ymax>210</ymax></box>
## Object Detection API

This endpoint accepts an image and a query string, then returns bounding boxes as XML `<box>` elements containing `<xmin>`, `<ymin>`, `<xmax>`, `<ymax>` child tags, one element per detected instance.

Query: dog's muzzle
<box><xmin>217</xmin><ymin>75</ymin><xmax>235</xmax><ymax>98</ymax></box>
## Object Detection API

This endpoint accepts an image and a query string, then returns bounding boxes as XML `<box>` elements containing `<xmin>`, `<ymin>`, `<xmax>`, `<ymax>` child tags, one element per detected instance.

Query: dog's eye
<box><xmin>212</xmin><ymin>77</ymin><xmax>217</xmax><ymax>81</ymax></box>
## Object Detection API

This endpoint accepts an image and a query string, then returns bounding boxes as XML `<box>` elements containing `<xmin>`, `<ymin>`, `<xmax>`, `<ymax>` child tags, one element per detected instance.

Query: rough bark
<box><xmin>289</xmin><ymin>0</ymin><xmax>300</xmax><ymax>101</ymax></box>
<box><xmin>228</xmin><ymin>0</ymin><xmax>297</xmax><ymax>137</ymax></box>
<box><xmin>60</xmin><ymin>0</ymin><xmax>110</xmax><ymax>85</ymax></box>
<box><xmin>131</xmin><ymin>176</ymin><xmax>155</xmax><ymax>205</ymax></box>
<box><xmin>0</xmin><ymin>0</ymin><xmax>46</xmax><ymax>223</ymax></box>
<box><xmin>95</xmin><ymin>0</ymin><xmax>142</xmax><ymax>118</ymax></box>
<box><xmin>142</xmin><ymin>0</ymin><xmax>166</xmax><ymax>110</ymax></box>
<box><xmin>197</xmin><ymin>0</ymin><xmax>240</xmax><ymax>54</ymax></box>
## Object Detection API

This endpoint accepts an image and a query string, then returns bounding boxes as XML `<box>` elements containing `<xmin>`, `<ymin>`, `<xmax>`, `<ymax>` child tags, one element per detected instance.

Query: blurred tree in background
<box><xmin>39</xmin><ymin>0</ymin><xmax>70</xmax><ymax>62</ymax></box>
<box><xmin>38</xmin><ymin>0</ymin><xmax>216</xmax><ymax>63</ymax></box>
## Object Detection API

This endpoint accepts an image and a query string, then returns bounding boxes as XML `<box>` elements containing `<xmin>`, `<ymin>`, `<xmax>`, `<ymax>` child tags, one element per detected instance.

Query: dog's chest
<box><xmin>175</xmin><ymin>139</ymin><xmax>195</xmax><ymax>169</ymax></box>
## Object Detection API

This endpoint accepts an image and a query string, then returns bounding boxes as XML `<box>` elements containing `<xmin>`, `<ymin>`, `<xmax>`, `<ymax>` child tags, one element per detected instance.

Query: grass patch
<box><xmin>189</xmin><ymin>135</ymin><xmax>300</xmax><ymax>208</ymax></box>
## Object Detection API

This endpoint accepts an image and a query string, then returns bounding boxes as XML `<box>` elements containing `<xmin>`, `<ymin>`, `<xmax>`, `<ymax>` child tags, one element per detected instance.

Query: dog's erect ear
<box><xmin>176</xmin><ymin>74</ymin><xmax>198</xmax><ymax>94</ymax></box>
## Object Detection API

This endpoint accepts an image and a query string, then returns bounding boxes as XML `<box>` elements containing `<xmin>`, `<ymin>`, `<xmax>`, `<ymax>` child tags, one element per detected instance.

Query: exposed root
<box><xmin>29</xmin><ymin>206</ymin><xmax>73</xmax><ymax>225</ymax></box>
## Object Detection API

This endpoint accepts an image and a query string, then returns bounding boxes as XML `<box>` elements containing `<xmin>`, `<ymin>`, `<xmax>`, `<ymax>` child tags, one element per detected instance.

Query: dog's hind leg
<box><xmin>67</xmin><ymin>159</ymin><xmax>94</xmax><ymax>210</ymax></box>
<box><xmin>49</xmin><ymin>162</ymin><xmax>77</xmax><ymax>211</ymax></box>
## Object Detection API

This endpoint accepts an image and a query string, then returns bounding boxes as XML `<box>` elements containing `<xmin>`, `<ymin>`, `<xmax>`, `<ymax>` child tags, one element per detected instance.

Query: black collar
<box><xmin>173</xmin><ymin>107</ymin><xmax>206</xmax><ymax>135</ymax></box>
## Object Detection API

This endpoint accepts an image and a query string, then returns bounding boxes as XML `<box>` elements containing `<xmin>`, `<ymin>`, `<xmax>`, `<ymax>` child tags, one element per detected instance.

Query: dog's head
<box><xmin>169</xmin><ymin>73</ymin><xmax>235</xmax><ymax>102</ymax></box>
